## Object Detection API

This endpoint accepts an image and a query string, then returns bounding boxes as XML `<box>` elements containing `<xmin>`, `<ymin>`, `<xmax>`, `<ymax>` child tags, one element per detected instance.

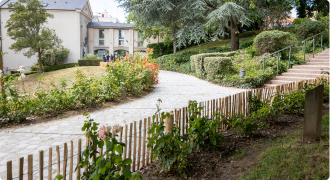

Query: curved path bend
<box><xmin>0</xmin><ymin>70</ymin><xmax>245</xmax><ymax>179</ymax></box>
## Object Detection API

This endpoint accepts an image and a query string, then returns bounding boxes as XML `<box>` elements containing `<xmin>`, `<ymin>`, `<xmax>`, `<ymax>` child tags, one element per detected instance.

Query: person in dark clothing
<box><xmin>110</xmin><ymin>54</ymin><xmax>114</xmax><ymax>62</ymax></box>
<box><xmin>106</xmin><ymin>53</ymin><xmax>110</xmax><ymax>62</ymax></box>
<box><xmin>103</xmin><ymin>53</ymin><xmax>106</xmax><ymax>62</ymax></box>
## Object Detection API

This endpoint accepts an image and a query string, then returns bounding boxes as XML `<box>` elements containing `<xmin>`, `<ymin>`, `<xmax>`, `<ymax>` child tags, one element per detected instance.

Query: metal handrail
<box><xmin>301</xmin><ymin>31</ymin><xmax>325</xmax><ymax>62</ymax></box>
<box><xmin>261</xmin><ymin>31</ymin><xmax>325</xmax><ymax>75</ymax></box>
<box><xmin>261</xmin><ymin>45</ymin><xmax>294</xmax><ymax>75</ymax></box>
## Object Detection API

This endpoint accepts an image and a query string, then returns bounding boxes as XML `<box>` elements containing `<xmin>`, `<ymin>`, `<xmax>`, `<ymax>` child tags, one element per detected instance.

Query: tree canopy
<box><xmin>5</xmin><ymin>0</ymin><xmax>62</xmax><ymax>72</ymax></box>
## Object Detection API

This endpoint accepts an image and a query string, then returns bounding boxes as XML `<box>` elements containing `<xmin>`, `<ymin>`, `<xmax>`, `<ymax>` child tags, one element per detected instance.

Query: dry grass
<box><xmin>16</xmin><ymin>66</ymin><xmax>107</xmax><ymax>93</ymax></box>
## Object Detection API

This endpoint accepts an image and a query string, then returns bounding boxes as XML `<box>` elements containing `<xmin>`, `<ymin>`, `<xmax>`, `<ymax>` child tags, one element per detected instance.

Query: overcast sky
<box><xmin>89</xmin><ymin>0</ymin><xmax>298</xmax><ymax>24</ymax></box>
<box><xmin>89</xmin><ymin>0</ymin><xmax>127</xmax><ymax>23</ymax></box>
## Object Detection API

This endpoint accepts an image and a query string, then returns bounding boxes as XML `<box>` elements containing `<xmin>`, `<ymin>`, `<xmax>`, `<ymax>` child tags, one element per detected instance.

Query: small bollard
<box><xmin>303</xmin><ymin>85</ymin><xmax>324</xmax><ymax>142</ymax></box>
<box><xmin>120</xmin><ymin>82</ymin><xmax>126</xmax><ymax>100</ymax></box>
<box><xmin>239</xmin><ymin>70</ymin><xmax>246</xmax><ymax>78</ymax></box>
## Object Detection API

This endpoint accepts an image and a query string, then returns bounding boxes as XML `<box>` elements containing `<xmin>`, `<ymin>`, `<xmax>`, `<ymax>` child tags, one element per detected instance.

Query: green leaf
<box><xmin>107</xmin><ymin>141</ymin><xmax>114</xmax><ymax>151</ymax></box>
<box><xmin>123</xmin><ymin>158</ymin><xmax>132</xmax><ymax>165</ymax></box>
<box><xmin>122</xmin><ymin>165</ymin><xmax>131</xmax><ymax>177</ymax></box>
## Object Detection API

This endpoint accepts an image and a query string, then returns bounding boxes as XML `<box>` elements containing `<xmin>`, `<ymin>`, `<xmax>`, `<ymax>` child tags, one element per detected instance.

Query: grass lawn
<box><xmin>16</xmin><ymin>66</ymin><xmax>107</xmax><ymax>93</ymax></box>
<box><xmin>239</xmin><ymin>114</ymin><xmax>329</xmax><ymax>180</ymax></box>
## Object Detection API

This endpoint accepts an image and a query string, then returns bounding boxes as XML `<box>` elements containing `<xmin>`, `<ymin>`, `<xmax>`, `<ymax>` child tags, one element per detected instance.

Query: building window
<box><xmin>138</xmin><ymin>31</ymin><xmax>143</xmax><ymax>47</ymax></box>
<box><xmin>99</xmin><ymin>29</ymin><xmax>104</xmax><ymax>46</ymax></box>
<box><xmin>119</xmin><ymin>30</ymin><xmax>124</xmax><ymax>46</ymax></box>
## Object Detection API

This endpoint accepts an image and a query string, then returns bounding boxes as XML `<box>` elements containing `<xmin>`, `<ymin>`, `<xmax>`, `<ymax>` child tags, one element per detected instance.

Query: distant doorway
<box><xmin>94</xmin><ymin>49</ymin><xmax>109</xmax><ymax>58</ymax></box>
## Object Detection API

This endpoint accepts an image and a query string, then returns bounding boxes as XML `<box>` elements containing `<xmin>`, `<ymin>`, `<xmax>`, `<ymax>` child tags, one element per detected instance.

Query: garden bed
<box><xmin>138</xmin><ymin>104</ymin><xmax>329</xmax><ymax>180</ymax></box>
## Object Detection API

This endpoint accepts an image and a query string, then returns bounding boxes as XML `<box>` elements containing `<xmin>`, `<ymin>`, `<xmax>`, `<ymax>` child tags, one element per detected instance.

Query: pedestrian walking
<box><xmin>106</xmin><ymin>53</ymin><xmax>110</xmax><ymax>62</ymax></box>
<box><xmin>103</xmin><ymin>53</ymin><xmax>106</xmax><ymax>62</ymax></box>
<box><xmin>110</xmin><ymin>54</ymin><xmax>114</xmax><ymax>62</ymax></box>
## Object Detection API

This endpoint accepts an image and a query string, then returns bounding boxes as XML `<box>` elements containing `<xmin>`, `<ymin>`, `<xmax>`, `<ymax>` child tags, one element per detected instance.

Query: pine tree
<box><xmin>5</xmin><ymin>0</ymin><xmax>62</xmax><ymax>73</ymax></box>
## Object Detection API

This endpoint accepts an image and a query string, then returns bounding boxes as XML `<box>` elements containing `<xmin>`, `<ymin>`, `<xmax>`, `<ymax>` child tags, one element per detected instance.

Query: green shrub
<box><xmin>147</xmin><ymin>42</ymin><xmax>173</xmax><ymax>58</ymax></box>
<box><xmin>191</xmin><ymin>52</ymin><xmax>235</xmax><ymax>78</ymax></box>
<box><xmin>295</xmin><ymin>21</ymin><xmax>326</xmax><ymax>40</ymax></box>
<box><xmin>78</xmin><ymin>60</ymin><xmax>102</xmax><ymax>66</ymax></box>
<box><xmin>81</xmin><ymin>53</ymin><xmax>102</xmax><ymax>60</ymax></box>
<box><xmin>253</xmin><ymin>30</ymin><xmax>297</xmax><ymax>55</ymax></box>
<box><xmin>239</xmin><ymin>37</ymin><xmax>255</xmax><ymax>49</ymax></box>
<box><xmin>204</xmin><ymin>57</ymin><xmax>232</xmax><ymax>80</ymax></box>
<box><xmin>239</xmin><ymin>31</ymin><xmax>258</xmax><ymax>38</ymax></box>
<box><xmin>292</xmin><ymin>18</ymin><xmax>311</xmax><ymax>25</ymax></box>
<box><xmin>31</xmin><ymin>63</ymin><xmax>78</xmax><ymax>72</ymax></box>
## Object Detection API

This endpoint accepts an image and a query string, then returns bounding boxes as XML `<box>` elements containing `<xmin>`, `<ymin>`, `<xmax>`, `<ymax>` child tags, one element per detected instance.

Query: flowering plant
<box><xmin>77</xmin><ymin>113</ymin><xmax>141</xmax><ymax>180</ymax></box>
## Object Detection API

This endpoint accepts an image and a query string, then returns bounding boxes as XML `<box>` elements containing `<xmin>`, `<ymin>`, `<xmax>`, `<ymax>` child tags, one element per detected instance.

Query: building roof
<box><xmin>87</xmin><ymin>22</ymin><xmax>134</xmax><ymax>29</ymax></box>
<box><xmin>0</xmin><ymin>0</ymin><xmax>87</xmax><ymax>10</ymax></box>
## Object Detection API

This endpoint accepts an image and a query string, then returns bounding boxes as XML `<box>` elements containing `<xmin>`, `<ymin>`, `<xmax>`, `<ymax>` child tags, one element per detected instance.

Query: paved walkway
<box><xmin>0</xmin><ymin>70</ymin><xmax>245</xmax><ymax>179</ymax></box>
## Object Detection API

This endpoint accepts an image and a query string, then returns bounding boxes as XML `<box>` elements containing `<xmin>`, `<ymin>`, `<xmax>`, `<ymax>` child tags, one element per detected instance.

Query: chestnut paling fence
<box><xmin>4</xmin><ymin>76</ymin><xmax>330</xmax><ymax>180</ymax></box>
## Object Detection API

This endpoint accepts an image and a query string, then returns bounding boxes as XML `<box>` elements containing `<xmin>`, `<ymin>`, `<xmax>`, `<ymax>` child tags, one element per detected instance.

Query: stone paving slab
<box><xmin>0</xmin><ymin>70</ymin><xmax>245</xmax><ymax>179</ymax></box>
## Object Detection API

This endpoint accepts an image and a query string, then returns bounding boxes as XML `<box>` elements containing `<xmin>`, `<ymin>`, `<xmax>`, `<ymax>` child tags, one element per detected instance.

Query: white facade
<box><xmin>0</xmin><ymin>0</ymin><xmax>93</xmax><ymax>73</ymax></box>
<box><xmin>87</xmin><ymin>22</ymin><xmax>162</xmax><ymax>58</ymax></box>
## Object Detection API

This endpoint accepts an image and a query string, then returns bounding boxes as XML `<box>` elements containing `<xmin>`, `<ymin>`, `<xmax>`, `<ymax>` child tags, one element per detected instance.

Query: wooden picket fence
<box><xmin>4</xmin><ymin>77</ymin><xmax>329</xmax><ymax>180</ymax></box>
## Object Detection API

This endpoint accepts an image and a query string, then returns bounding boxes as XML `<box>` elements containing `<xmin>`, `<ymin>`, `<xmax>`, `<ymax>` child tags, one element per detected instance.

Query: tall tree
<box><xmin>5</xmin><ymin>0</ymin><xmax>62</xmax><ymax>73</ymax></box>
<box><xmin>118</xmin><ymin>0</ymin><xmax>184</xmax><ymax>53</ymax></box>
<box><xmin>176</xmin><ymin>1</ymin><xmax>251</xmax><ymax>51</ymax></box>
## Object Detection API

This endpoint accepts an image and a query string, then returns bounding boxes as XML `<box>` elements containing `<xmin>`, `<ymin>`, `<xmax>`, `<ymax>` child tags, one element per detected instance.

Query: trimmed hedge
<box><xmin>78</xmin><ymin>60</ymin><xmax>102</xmax><ymax>66</ymax></box>
<box><xmin>253</xmin><ymin>30</ymin><xmax>297</xmax><ymax>55</ymax></box>
<box><xmin>204</xmin><ymin>57</ymin><xmax>232</xmax><ymax>80</ymax></box>
<box><xmin>31</xmin><ymin>63</ymin><xmax>78</xmax><ymax>72</ymax></box>
<box><xmin>190</xmin><ymin>52</ymin><xmax>235</xmax><ymax>78</ymax></box>
<box><xmin>147</xmin><ymin>42</ymin><xmax>173</xmax><ymax>58</ymax></box>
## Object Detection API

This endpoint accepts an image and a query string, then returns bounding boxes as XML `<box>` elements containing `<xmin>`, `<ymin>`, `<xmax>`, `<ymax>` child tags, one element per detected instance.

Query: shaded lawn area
<box><xmin>16</xmin><ymin>66</ymin><xmax>107</xmax><ymax>93</ymax></box>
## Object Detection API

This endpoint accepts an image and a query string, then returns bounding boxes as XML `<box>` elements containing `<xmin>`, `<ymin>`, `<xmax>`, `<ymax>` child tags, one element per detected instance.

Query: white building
<box><xmin>0</xmin><ymin>0</ymin><xmax>161</xmax><ymax>73</ymax></box>
<box><xmin>0</xmin><ymin>0</ymin><xmax>93</xmax><ymax>73</ymax></box>
<box><xmin>87</xmin><ymin>22</ymin><xmax>161</xmax><ymax>59</ymax></box>
<box><xmin>93</xmin><ymin>11</ymin><xmax>120</xmax><ymax>23</ymax></box>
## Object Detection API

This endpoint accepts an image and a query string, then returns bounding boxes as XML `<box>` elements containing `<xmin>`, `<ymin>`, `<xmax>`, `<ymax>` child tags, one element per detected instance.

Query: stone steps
<box><xmin>286</xmin><ymin>69</ymin><xmax>329</xmax><ymax>74</ymax></box>
<box><xmin>306</xmin><ymin>62</ymin><xmax>329</xmax><ymax>65</ymax></box>
<box><xmin>263</xmin><ymin>48</ymin><xmax>329</xmax><ymax>87</ymax></box>
<box><xmin>273</xmin><ymin>76</ymin><xmax>316</xmax><ymax>81</ymax></box>
<box><xmin>291</xmin><ymin>65</ymin><xmax>329</xmax><ymax>70</ymax></box>
<box><xmin>269</xmin><ymin>80</ymin><xmax>294</xmax><ymax>84</ymax></box>
<box><xmin>308</xmin><ymin>59</ymin><xmax>329</xmax><ymax>62</ymax></box>
<box><xmin>281</xmin><ymin>72</ymin><xmax>328</xmax><ymax>78</ymax></box>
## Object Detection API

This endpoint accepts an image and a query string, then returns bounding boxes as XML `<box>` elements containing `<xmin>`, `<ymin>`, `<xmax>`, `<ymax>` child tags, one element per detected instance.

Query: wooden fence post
<box><xmin>147</xmin><ymin>117</ymin><xmax>151</xmax><ymax>165</ymax></box>
<box><xmin>39</xmin><ymin>150</ymin><xmax>44</xmax><ymax>180</ymax></box>
<box><xmin>165</xmin><ymin>111</ymin><xmax>174</xmax><ymax>134</ymax></box>
<box><xmin>77</xmin><ymin>139</ymin><xmax>81</xmax><ymax>180</ymax></box>
<box><xmin>69</xmin><ymin>141</ymin><xmax>73</xmax><ymax>180</ymax></box>
<box><xmin>133</xmin><ymin>121</ymin><xmax>137</xmax><ymax>172</ymax></box>
<box><xmin>128</xmin><ymin>123</ymin><xmax>133</xmax><ymax>169</ymax></box>
<box><xmin>56</xmin><ymin>146</ymin><xmax>60</xmax><ymax>175</ymax></box>
<box><xmin>28</xmin><ymin>154</ymin><xmax>33</xmax><ymax>180</ymax></box>
<box><xmin>63</xmin><ymin>143</ymin><xmax>68</xmax><ymax>180</ymax></box>
<box><xmin>7</xmin><ymin>161</ymin><xmax>12</xmax><ymax>180</ymax></box>
<box><xmin>48</xmin><ymin>148</ymin><xmax>52</xmax><ymax>180</ymax></box>
<box><xmin>124</xmin><ymin>124</ymin><xmax>128</xmax><ymax>160</ymax></box>
<box><xmin>18</xmin><ymin>157</ymin><xmax>23</xmax><ymax>180</ymax></box>
<box><xmin>142</xmin><ymin>118</ymin><xmax>148</xmax><ymax>167</ymax></box>
<box><xmin>137</xmin><ymin>120</ymin><xmax>142</xmax><ymax>170</ymax></box>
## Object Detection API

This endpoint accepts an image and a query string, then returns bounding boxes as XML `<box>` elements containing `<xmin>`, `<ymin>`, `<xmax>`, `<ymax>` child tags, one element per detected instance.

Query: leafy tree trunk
<box><xmin>38</xmin><ymin>49</ymin><xmax>43</xmax><ymax>73</ymax></box>
<box><xmin>230</xmin><ymin>17</ymin><xmax>239</xmax><ymax>51</ymax></box>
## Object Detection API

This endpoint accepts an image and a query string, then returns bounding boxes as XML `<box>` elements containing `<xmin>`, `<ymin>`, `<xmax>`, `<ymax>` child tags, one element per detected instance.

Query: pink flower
<box><xmin>99</xmin><ymin>130</ymin><xmax>106</xmax><ymax>140</ymax></box>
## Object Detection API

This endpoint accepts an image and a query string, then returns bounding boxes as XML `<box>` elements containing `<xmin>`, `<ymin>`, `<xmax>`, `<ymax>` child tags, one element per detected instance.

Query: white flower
<box><xmin>6</xmin><ymin>96</ymin><xmax>12</xmax><ymax>100</ymax></box>
<box><xmin>20</xmin><ymin>73</ymin><xmax>26</xmax><ymax>79</ymax></box>
<box><xmin>17</xmin><ymin>66</ymin><xmax>25</xmax><ymax>73</ymax></box>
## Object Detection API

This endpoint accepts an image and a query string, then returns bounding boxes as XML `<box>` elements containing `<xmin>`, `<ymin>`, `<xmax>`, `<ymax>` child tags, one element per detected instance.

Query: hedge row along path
<box><xmin>265</xmin><ymin>48</ymin><xmax>330</xmax><ymax>87</ymax></box>
<box><xmin>0</xmin><ymin>70</ymin><xmax>245</xmax><ymax>179</ymax></box>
